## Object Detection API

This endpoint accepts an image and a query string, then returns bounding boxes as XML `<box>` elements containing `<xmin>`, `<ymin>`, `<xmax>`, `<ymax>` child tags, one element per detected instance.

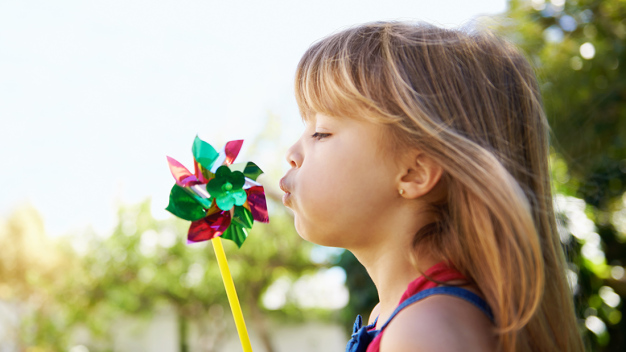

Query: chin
<box><xmin>293</xmin><ymin>217</ymin><xmax>314</xmax><ymax>243</ymax></box>
<box><xmin>294</xmin><ymin>218</ymin><xmax>345</xmax><ymax>248</ymax></box>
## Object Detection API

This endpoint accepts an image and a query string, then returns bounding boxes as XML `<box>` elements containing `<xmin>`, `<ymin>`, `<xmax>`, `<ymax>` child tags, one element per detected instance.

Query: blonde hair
<box><xmin>295</xmin><ymin>22</ymin><xmax>583</xmax><ymax>351</ymax></box>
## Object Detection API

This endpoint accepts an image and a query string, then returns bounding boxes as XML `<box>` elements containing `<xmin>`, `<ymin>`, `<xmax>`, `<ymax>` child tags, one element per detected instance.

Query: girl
<box><xmin>280</xmin><ymin>22</ymin><xmax>583</xmax><ymax>351</ymax></box>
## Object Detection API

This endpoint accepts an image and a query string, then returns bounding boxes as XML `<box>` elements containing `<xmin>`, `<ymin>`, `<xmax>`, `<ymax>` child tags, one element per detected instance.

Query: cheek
<box><xmin>289</xmin><ymin>159</ymin><xmax>351</xmax><ymax>244</ymax></box>
<box><xmin>297</xmin><ymin>163</ymin><xmax>342</xmax><ymax>215</ymax></box>
<box><xmin>292</xmin><ymin>158</ymin><xmax>395</xmax><ymax>246</ymax></box>
<box><xmin>298</xmin><ymin>151</ymin><xmax>361</xmax><ymax>207</ymax></box>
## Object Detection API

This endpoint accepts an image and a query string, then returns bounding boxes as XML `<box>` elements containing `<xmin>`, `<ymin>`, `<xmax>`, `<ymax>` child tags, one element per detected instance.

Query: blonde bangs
<box><xmin>294</xmin><ymin>25</ymin><xmax>399</xmax><ymax>124</ymax></box>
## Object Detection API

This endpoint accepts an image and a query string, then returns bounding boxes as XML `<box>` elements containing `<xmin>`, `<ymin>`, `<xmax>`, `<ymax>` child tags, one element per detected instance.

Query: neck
<box><xmin>346</xmin><ymin>198</ymin><xmax>442</xmax><ymax>327</ymax></box>
<box><xmin>350</xmin><ymin>236</ymin><xmax>440</xmax><ymax>328</ymax></box>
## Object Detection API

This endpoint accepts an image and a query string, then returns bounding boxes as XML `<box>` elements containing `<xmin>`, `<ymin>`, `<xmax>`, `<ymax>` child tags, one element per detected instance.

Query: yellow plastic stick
<box><xmin>211</xmin><ymin>237</ymin><xmax>253</xmax><ymax>352</ymax></box>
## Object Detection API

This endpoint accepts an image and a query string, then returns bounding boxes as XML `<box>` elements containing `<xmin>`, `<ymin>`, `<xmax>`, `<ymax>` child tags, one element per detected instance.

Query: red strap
<box><xmin>365</xmin><ymin>262</ymin><xmax>467</xmax><ymax>352</ymax></box>
<box><xmin>399</xmin><ymin>262</ymin><xmax>466</xmax><ymax>303</ymax></box>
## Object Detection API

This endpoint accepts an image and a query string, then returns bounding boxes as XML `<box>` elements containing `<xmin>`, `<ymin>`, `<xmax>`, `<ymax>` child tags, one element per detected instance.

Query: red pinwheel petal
<box><xmin>246</xmin><ymin>186</ymin><xmax>269</xmax><ymax>223</ymax></box>
<box><xmin>167</xmin><ymin>156</ymin><xmax>200</xmax><ymax>187</ymax></box>
<box><xmin>187</xmin><ymin>210</ymin><xmax>232</xmax><ymax>243</ymax></box>
<box><xmin>223</xmin><ymin>140</ymin><xmax>244</xmax><ymax>166</ymax></box>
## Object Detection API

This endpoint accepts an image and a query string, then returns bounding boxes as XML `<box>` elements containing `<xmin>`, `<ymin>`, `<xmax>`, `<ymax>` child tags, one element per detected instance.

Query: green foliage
<box><xmin>336</xmin><ymin>251</ymin><xmax>378</xmax><ymax>328</ymax></box>
<box><xmin>0</xmin><ymin>205</ymin><xmax>74</xmax><ymax>351</ymax></box>
<box><xmin>499</xmin><ymin>1</ymin><xmax>626</xmax><ymax>350</ymax></box>
<box><xmin>504</xmin><ymin>0</ymin><xmax>626</xmax><ymax>207</ymax></box>
<box><xmin>47</xmin><ymin>201</ymin><xmax>231</xmax><ymax>350</ymax></box>
<box><xmin>1</xmin><ymin>198</ymin><xmax>319</xmax><ymax>351</ymax></box>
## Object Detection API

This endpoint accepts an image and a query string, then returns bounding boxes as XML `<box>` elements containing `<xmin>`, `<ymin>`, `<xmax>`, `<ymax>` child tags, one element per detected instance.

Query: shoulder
<box><xmin>380</xmin><ymin>293</ymin><xmax>496</xmax><ymax>352</ymax></box>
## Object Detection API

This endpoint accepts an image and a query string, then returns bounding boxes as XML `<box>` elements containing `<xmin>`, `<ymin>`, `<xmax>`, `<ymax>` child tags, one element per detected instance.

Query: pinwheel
<box><xmin>165</xmin><ymin>136</ymin><xmax>269</xmax><ymax>352</ymax></box>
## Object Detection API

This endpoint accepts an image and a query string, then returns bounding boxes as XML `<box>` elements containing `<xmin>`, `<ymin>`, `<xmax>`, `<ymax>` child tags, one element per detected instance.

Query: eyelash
<box><xmin>311</xmin><ymin>132</ymin><xmax>331</xmax><ymax>140</ymax></box>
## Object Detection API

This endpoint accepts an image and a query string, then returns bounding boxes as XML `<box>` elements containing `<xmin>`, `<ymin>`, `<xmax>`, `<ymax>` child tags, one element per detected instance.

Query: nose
<box><xmin>286</xmin><ymin>139</ymin><xmax>303</xmax><ymax>168</ymax></box>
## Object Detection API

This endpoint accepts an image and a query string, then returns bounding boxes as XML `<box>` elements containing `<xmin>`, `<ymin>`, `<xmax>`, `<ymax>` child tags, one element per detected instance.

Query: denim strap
<box><xmin>346</xmin><ymin>286</ymin><xmax>493</xmax><ymax>352</ymax></box>
<box><xmin>379</xmin><ymin>286</ymin><xmax>494</xmax><ymax>331</ymax></box>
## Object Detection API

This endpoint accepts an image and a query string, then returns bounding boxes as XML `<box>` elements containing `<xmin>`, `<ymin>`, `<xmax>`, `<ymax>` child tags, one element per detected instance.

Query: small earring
<box><xmin>399</xmin><ymin>189</ymin><xmax>405</xmax><ymax>195</ymax></box>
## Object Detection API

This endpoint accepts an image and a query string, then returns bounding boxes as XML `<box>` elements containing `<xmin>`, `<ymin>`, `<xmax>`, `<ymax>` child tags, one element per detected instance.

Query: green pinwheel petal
<box><xmin>229</xmin><ymin>171</ymin><xmax>245</xmax><ymax>190</ymax></box>
<box><xmin>166</xmin><ymin>185</ymin><xmax>207</xmax><ymax>221</ymax></box>
<box><xmin>206</xmin><ymin>177</ymin><xmax>226</xmax><ymax>198</ymax></box>
<box><xmin>216</xmin><ymin>195</ymin><xmax>235</xmax><ymax>211</ymax></box>
<box><xmin>215</xmin><ymin>165</ymin><xmax>231</xmax><ymax>179</ymax></box>
<box><xmin>232</xmin><ymin>189</ymin><xmax>247</xmax><ymax>206</ymax></box>
<box><xmin>222</xmin><ymin>224</ymin><xmax>249</xmax><ymax>248</ymax></box>
<box><xmin>192</xmin><ymin>136</ymin><xmax>219</xmax><ymax>171</ymax></box>
<box><xmin>243</xmin><ymin>162</ymin><xmax>263</xmax><ymax>181</ymax></box>
<box><xmin>207</xmin><ymin>165</ymin><xmax>246</xmax><ymax>211</ymax></box>
<box><xmin>233</xmin><ymin>206</ymin><xmax>253</xmax><ymax>229</ymax></box>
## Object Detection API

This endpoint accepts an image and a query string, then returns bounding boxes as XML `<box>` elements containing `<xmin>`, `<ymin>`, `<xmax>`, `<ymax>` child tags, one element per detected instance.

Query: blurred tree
<box><xmin>499</xmin><ymin>0</ymin><xmax>626</xmax><ymax>350</ymax></box>
<box><xmin>61</xmin><ymin>198</ymin><xmax>316</xmax><ymax>352</ymax></box>
<box><xmin>58</xmin><ymin>201</ymin><xmax>230</xmax><ymax>351</ymax></box>
<box><xmin>503</xmin><ymin>0</ymin><xmax>626</xmax><ymax>207</ymax></box>
<box><xmin>0</xmin><ymin>205</ymin><xmax>72</xmax><ymax>351</ymax></box>
<box><xmin>8</xmin><ymin>197</ymin><xmax>317</xmax><ymax>352</ymax></box>
<box><xmin>4</xmin><ymin>114</ymin><xmax>326</xmax><ymax>352</ymax></box>
<box><xmin>0</xmin><ymin>205</ymin><xmax>59</xmax><ymax>299</ymax></box>
<box><xmin>335</xmin><ymin>251</ymin><xmax>378</xmax><ymax>328</ymax></box>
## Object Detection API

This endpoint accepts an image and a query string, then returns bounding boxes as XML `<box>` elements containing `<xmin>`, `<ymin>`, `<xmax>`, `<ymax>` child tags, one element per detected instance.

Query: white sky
<box><xmin>0</xmin><ymin>0</ymin><xmax>507</xmax><ymax>236</ymax></box>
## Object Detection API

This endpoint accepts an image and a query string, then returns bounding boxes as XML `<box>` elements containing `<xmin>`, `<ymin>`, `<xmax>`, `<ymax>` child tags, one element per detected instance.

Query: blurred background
<box><xmin>1</xmin><ymin>0</ymin><xmax>625</xmax><ymax>351</ymax></box>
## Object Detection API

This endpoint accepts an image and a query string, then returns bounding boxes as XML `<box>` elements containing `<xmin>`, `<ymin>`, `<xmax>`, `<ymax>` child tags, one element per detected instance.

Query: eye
<box><xmin>311</xmin><ymin>132</ymin><xmax>331</xmax><ymax>140</ymax></box>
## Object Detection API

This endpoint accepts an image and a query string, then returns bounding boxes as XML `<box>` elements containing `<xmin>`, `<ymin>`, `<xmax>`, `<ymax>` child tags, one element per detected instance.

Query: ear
<box><xmin>397</xmin><ymin>152</ymin><xmax>443</xmax><ymax>199</ymax></box>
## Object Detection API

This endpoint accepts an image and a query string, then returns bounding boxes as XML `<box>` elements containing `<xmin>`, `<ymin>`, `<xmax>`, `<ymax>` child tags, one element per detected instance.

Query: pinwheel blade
<box><xmin>166</xmin><ymin>185</ymin><xmax>207</xmax><ymax>221</ymax></box>
<box><xmin>193</xmin><ymin>135</ymin><xmax>220</xmax><ymax>171</ymax></box>
<box><xmin>167</xmin><ymin>156</ymin><xmax>199</xmax><ymax>187</ymax></box>
<box><xmin>223</xmin><ymin>140</ymin><xmax>244</xmax><ymax>166</ymax></box>
<box><xmin>246</xmin><ymin>186</ymin><xmax>269</xmax><ymax>223</ymax></box>
<box><xmin>222</xmin><ymin>224</ymin><xmax>249</xmax><ymax>248</ymax></box>
<box><xmin>188</xmin><ymin>210</ymin><xmax>232</xmax><ymax>243</ymax></box>
<box><xmin>243</xmin><ymin>162</ymin><xmax>263</xmax><ymax>181</ymax></box>
<box><xmin>233</xmin><ymin>206</ymin><xmax>254</xmax><ymax>229</ymax></box>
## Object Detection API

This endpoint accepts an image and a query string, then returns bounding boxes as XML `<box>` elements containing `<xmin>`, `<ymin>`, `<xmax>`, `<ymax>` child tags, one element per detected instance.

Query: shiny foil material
<box><xmin>166</xmin><ymin>136</ymin><xmax>269</xmax><ymax>247</ymax></box>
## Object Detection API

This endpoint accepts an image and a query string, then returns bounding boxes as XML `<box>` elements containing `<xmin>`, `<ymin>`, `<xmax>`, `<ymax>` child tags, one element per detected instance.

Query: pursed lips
<box><xmin>279</xmin><ymin>176</ymin><xmax>292</xmax><ymax>206</ymax></box>
<box><xmin>279</xmin><ymin>176</ymin><xmax>291</xmax><ymax>194</ymax></box>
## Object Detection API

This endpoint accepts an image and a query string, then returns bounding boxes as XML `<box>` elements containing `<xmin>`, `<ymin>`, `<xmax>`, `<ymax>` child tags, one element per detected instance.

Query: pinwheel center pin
<box><xmin>223</xmin><ymin>182</ymin><xmax>233</xmax><ymax>192</ymax></box>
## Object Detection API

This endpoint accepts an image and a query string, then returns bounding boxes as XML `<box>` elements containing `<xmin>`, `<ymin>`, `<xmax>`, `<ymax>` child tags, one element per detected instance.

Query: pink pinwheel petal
<box><xmin>167</xmin><ymin>156</ymin><xmax>200</xmax><ymax>187</ymax></box>
<box><xmin>187</xmin><ymin>210</ymin><xmax>232</xmax><ymax>243</ymax></box>
<box><xmin>223</xmin><ymin>140</ymin><xmax>244</xmax><ymax>166</ymax></box>
<box><xmin>246</xmin><ymin>186</ymin><xmax>269</xmax><ymax>223</ymax></box>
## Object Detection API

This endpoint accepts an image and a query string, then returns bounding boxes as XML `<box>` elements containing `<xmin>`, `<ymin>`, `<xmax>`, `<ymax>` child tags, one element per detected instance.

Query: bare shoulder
<box><xmin>380</xmin><ymin>294</ymin><xmax>497</xmax><ymax>352</ymax></box>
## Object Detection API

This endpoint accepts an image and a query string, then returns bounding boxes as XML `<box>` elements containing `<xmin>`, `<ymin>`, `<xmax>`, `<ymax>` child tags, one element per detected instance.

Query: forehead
<box><xmin>304</xmin><ymin>112</ymin><xmax>356</xmax><ymax>127</ymax></box>
<box><xmin>314</xmin><ymin>113</ymin><xmax>389</xmax><ymax>143</ymax></box>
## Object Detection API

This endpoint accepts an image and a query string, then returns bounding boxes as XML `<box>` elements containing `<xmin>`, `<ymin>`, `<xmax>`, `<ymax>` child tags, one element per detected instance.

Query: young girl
<box><xmin>280</xmin><ymin>22</ymin><xmax>583</xmax><ymax>351</ymax></box>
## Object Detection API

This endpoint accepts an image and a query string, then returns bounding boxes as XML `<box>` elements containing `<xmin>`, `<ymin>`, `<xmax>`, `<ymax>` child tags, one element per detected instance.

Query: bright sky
<box><xmin>0</xmin><ymin>0</ymin><xmax>507</xmax><ymax>236</ymax></box>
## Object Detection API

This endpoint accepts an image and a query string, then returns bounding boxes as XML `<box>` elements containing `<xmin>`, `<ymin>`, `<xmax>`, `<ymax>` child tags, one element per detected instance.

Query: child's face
<box><xmin>281</xmin><ymin>113</ymin><xmax>401</xmax><ymax>248</ymax></box>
